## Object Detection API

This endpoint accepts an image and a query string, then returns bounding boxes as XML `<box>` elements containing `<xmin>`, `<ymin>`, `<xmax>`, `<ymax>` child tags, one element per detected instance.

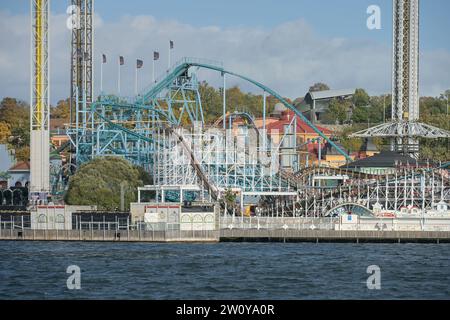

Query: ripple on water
<box><xmin>0</xmin><ymin>242</ymin><xmax>449</xmax><ymax>299</ymax></box>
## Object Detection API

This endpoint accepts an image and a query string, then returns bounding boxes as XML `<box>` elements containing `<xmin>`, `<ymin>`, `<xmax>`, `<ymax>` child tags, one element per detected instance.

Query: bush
<box><xmin>64</xmin><ymin>157</ymin><xmax>151</xmax><ymax>211</ymax></box>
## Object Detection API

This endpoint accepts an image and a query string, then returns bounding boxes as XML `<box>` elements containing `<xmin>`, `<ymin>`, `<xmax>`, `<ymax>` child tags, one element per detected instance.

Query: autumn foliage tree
<box><xmin>65</xmin><ymin>157</ymin><xmax>151</xmax><ymax>211</ymax></box>
<box><xmin>0</xmin><ymin>97</ymin><xmax>30</xmax><ymax>161</ymax></box>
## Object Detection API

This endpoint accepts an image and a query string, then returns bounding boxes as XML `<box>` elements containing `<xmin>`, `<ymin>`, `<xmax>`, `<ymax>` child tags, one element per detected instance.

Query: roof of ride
<box><xmin>307</xmin><ymin>89</ymin><xmax>355</xmax><ymax>101</ymax></box>
<box><xmin>342</xmin><ymin>151</ymin><xmax>427</xmax><ymax>169</ymax></box>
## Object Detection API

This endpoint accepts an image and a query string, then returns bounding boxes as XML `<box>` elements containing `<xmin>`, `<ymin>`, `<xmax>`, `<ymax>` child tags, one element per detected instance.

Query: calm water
<box><xmin>0</xmin><ymin>241</ymin><xmax>449</xmax><ymax>300</ymax></box>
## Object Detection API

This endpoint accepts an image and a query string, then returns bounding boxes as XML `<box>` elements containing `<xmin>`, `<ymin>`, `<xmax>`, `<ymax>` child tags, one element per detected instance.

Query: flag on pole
<box><xmin>119</xmin><ymin>56</ymin><xmax>125</xmax><ymax>65</ymax></box>
<box><xmin>153</xmin><ymin>51</ymin><xmax>160</xmax><ymax>60</ymax></box>
<box><xmin>102</xmin><ymin>54</ymin><xmax>107</xmax><ymax>63</ymax></box>
<box><xmin>136</xmin><ymin>59</ymin><xmax>143</xmax><ymax>69</ymax></box>
<box><xmin>170</xmin><ymin>40</ymin><xmax>174</xmax><ymax>49</ymax></box>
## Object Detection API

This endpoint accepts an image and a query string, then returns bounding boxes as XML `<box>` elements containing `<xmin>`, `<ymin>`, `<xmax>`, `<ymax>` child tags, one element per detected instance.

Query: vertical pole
<box><xmin>152</xmin><ymin>59</ymin><xmax>155</xmax><ymax>83</ymax></box>
<box><xmin>120</xmin><ymin>182</ymin><xmax>125</xmax><ymax>212</ymax></box>
<box><xmin>404</xmin><ymin>169</ymin><xmax>407</xmax><ymax>207</ymax></box>
<box><xmin>135</xmin><ymin>66</ymin><xmax>138</xmax><ymax>96</ymax></box>
<box><xmin>294</xmin><ymin>113</ymin><xmax>297</xmax><ymax>171</ymax></box>
<box><xmin>318</xmin><ymin>138</ymin><xmax>322</xmax><ymax>168</ymax></box>
<box><xmin>263</xmin><ymin>91</ymin><xmax>266</xmax><ymax>151</ymax></box>
<box><xmin>222</xmin><ymin>73</ymin><xmax>226</xmax><ymax>130</ymax></box>
<box><xmin>431</xmin><ymin>171</ymin><xmax>435</xmax><ymax>206</ymax></box>
<box><xmin>394</xmin><ymin>171</ymin><xmax>398</xmax><ymax>210</ymax></box>
<box><xmin>411</xmin><ymin>167</ymin><xmax>415</xmax><ymax>206</ymax></box>
<box><xmin>118</xmin><ymin>58</ymin><xmax>121</xmax><ymax>96</ymax></box>
<box><xmin>447</xmin><ymin>93</ymin><xmax>449</xmax><ymax>117</ymax></box>
<box><xmin>75</xmin><ymin>86</ymin><xmax>79</xmax><ymax>154</ymax></box>
<box><xmin>313</xmin><ymin>100</ymin><xmax>316</xmax><ymax>123</ymax></box>
<box><xmin>100</xmin><ymin>55</ymin><xmax>103</xmax><ymax>94</ymax></box>
<box><xmin>385</xmin><ymin>173</ymin><xmax>389</xmax><ymax>210</ymax></box>
<box><xmin>168</xmin><ymin>43</ymin><xmax>171</xmax><ymax>71</ymax></box>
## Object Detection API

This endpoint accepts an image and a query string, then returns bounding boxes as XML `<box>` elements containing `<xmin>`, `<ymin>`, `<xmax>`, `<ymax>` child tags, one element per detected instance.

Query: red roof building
<box><xmin>8</xmin><ymin>161</ymin><xmax>30</xmax><ymax>172</ymax></box>
<box><xmin>265</xmin><ymin>110</ymin><xmax>333</xmax><ymax>145</ymax></box>
<box><xmin>7</xmin><ymin>161</ymin><xmax>30</xmax><ymax>188</ymax></box>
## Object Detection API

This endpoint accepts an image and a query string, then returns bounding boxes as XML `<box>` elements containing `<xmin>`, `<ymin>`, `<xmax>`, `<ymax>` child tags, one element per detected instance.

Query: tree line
<box><xmin>0</xmin><ymin>83</ymin><xmax>449</xmax><ymax>161</ymax></box>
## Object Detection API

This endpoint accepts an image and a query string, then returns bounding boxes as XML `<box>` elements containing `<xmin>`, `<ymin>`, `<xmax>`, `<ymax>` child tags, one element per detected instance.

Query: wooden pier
<box><xmin>220</xmin><ymin>229</ymin><xmax>450</xmax><ymax>243</ymax></box>
<box><xmin>1</xmin><ymin>228</ymin><xmax>450</xmax><ymax>243</ymax></box>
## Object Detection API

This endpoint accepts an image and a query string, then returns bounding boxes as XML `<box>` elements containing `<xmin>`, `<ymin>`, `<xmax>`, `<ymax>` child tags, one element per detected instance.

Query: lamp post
<box><xmin>446</xmin><ymin>93</ymin><xmax>449</xmax><ymax>117</ymax></box>
<box><xmin>440</xmin><ymin>92</ymin><xmax>449</xmax><ymax>117</ymax></box>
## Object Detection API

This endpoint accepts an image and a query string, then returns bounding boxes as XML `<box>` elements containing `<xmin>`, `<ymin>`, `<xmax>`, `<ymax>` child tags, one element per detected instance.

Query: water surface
<box><xmin>0</xmin><ymin>241</ymin><xmax>449</xmax><ymax>299</ymax></box>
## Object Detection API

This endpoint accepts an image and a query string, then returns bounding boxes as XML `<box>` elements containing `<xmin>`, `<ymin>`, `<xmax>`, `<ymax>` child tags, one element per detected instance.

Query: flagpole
<box><xmin>153</xmin><ymin>59</ymin><xmax>155</xmax><ymax>83</ymax></box>
<box><xmin>100</xmin><ymin>55</ymin><xmax>103</xmax><ymax>94</ymax></box>
<box><xmin>118</xmin><ymin>57</ymin><xmax>121</xmax><ymax>96</ymax></box>
<box><xmin>135</xmin><ymin>66</ymin><xmax>138</xmax><ymax>96</ymax></box>
<box><xmin>168</xmin><ymin>43</ymin><xmax>171</xmax><ymax>71</ymax></box>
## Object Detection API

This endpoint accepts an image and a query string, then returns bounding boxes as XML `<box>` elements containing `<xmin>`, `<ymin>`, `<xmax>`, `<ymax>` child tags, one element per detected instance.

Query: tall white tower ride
<box><xmin>30</xmin><ymin>0</ymin><xmax>50</xmax><ymax>198</ymax></box>
<box><xmin>352</xmin><ymin>0</ymin><xmax>449</xmax><ymax>156</ymax></box>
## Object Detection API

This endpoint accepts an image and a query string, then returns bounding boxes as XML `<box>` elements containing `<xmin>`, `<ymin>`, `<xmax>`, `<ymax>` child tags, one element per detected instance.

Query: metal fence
<box><xmin>2</xmin><ymin>215</ymin><xmax>450</xmax><ymax>237</ymax></box>
<box><xmin>220</xmin><ymin>216</ymin><xmax>339</xmax><ymax>231</ymax></box>
<box><xmin>0</xmin><ymin>215</ymin><xmax>219</xmax><ymax>242</ymax></box>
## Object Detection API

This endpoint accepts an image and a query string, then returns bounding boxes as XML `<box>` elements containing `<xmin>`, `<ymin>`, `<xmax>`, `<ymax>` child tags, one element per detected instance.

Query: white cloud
<box><xmin>0</xmin><ymin>10</ymin><xmax>449</xmax><ymax>105</ymax></box>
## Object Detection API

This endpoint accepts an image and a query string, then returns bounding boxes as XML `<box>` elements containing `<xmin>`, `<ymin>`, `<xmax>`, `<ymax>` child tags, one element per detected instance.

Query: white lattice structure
<box><xmin>146</xmin><ymin>126</ymin><xmax>294</xmax><ymax>203</ymax></box>
<box><xmin>352</xmin><ymin>0</ymin><xmax>450</xmax><ymax>155</ymax></box>
<box><xmin>296</xmin><ymin>167</ymin><xmax>450</xmax><ymax>218</ymax></box>
<box><xmin>30</xmin><ymin>0</ymin><xmax>50</xmax><ymax>195</ymax></box>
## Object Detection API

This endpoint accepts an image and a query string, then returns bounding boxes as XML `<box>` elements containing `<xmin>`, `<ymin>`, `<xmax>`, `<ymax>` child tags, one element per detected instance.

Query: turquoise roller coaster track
<box><xmin>121</xmin><ymin>57</ymin><xmax>351</xmax><ymax>161</ymax></box>
<box><xmin>75</xmin><ymin>57</ymin><xmax>351</xmax><ymax>166</ymax></box>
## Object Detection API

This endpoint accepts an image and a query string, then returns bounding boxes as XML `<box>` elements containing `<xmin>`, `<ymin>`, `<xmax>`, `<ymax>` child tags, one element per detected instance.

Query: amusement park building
<box><xmin>7</xmin><ymin>161</ymin><xmax>30</xmax><ymax>188</ymax></box>
<box><xmin>265</xmin><ymin>109</ymin><xmax>333</xmax><ymax>144</ymax></box>
<box><xmin>342</xmin><ymin>151</ymin><xmax>428</xmax><ymax>175</ymax></box>
<box><xmin>50</xmin><ymin>118</ymin><xmax>69</xmax><ymax>149</ymax></box>
<box><xmin>300</xmin><ymin>89</ymin><xmax>355</xmax><ymax>124</ymax></box>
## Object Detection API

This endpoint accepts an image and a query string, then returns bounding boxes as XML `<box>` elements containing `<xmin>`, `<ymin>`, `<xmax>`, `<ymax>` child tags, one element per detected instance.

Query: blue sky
<box><xmin>1</xmin><ymin>0</ymin><xmax>449</xmax><ymax>103</ymax></box>
<box><xmin>4</xmin><ymin>0</ymin><xmax>450</xmax><ymax>51</ymax></box>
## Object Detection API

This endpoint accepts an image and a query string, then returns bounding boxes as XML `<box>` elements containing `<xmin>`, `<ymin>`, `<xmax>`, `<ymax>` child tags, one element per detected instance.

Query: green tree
<box><xmin>0</xmin><ymin>122</ymin><xmax>11</xmax><ymax>143</ymax></box>
<box><xmin>65</xmin><ymin>157</ymin><xmax>151</xmax><ymax>211</ymax></box>
<box><xmin>353</xmin><ymin>88</ymin><xmax>370</xmax><ymax>107</ymax></box>
<box><xmin>323</xmin><ymin>98</ymin><xmax>349</xmax><ymax>124</ymax></box>
<box><xmin>198</xmin><ymin>81</ymin><xmax>222</xmax><ymax>123</ymax></box>
<box><xmin>351</xmin><ymin>106</ymin><xmax>369</xmax><ymax>124</ymax></box>
<box><xmin>0</xmin><ymin>171</ymin><xmax>11</xmax><ymax>180</ymax></box>
<box><xmin>15</xmin><ymin>146</ymin><xmax>30</xmax><ymax>162</ymax></box>
<box><xmin>309</xmin><ymin>83</ymin><xmax>330</xmax><ymax>93</ymax></box>
<box><xmin>52</xmin><ymin>98</ymin><xmax>71</xmax><ymax>121</ymax></box>
<box><xmin>222</xmin><ymin>188</ymin><xmax>237</xmax><ymax>213</ymax></box>
<box><xmin>339</xmin><ymin>126</ymin><xmax>363</xmax><ymax>153</ymax></box>
<box><xmin>0</xmin><ymin>98</ymin><xmax>30</xmax><ymax>150</ymax></box>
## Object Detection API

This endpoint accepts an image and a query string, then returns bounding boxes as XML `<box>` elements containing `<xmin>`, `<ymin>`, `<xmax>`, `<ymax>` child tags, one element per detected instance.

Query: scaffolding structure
<box><xmin>68</xmin><ymin>57</ymin><xmax>344</xmax><ymax>207</ymax></box>
<box><xmin>67</xmin><ymin>56</ymin><xmax>450</xmax><ymax>216</ymax></box>
<box><xmin>352</xmin><ymin>0</ymin><xmax>450</xmax><ymax>155</ymax></box>
<box><xmin>64</xmin><ymin>1</ymin><xmax>450</xmax><ymax>218</ymax></box>
<box><xmin>30</xmin><ymin>0</ymin><xmax>50</xmax><ymax>198</ymax></box>
<box><xmin>293</xmin><ymin>166</ymin><xmax>450</xmax><ymax>218</ymax></box>
<box><xmin>69</xmin><ymin>0</ymin><xmax>94</xmax><ymax>164</ymax></box>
